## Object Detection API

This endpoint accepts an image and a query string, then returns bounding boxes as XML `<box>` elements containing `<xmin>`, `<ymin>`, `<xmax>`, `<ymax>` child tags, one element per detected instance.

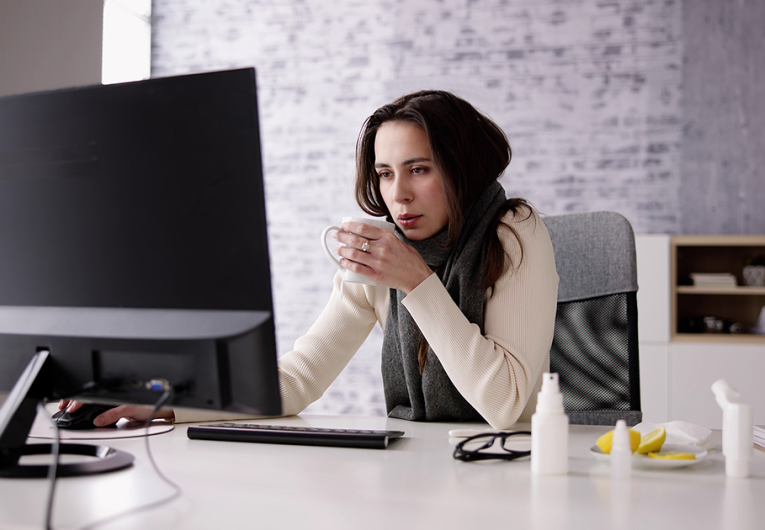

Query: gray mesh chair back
<box><xmin>543</xmin><ymin>212</ymin><xmax>642</xmax><ymax>426</ymax></box>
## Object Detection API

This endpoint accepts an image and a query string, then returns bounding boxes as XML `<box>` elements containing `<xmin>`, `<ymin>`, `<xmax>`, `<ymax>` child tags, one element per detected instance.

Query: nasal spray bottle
<box><xmin>711</xmin><ymin>379</ymin><xmax>753</xmax><ymax>478</ymax></box>
<box><xmin>531</xmin><ymin>372</ymin><xmax>569</xmax><ymax>475</ymax></box>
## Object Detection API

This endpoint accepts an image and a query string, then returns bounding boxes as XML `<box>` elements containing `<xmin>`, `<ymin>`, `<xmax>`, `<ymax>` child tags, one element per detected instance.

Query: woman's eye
<box><xmin>412</xmin><ymin>167</ymin><xmax>426</xmax><ymax>174</ymax></box>
<box><xmin>377</xmin><ymin>171</ymin><xmax>392</xmax><ymax>180</ymax></box>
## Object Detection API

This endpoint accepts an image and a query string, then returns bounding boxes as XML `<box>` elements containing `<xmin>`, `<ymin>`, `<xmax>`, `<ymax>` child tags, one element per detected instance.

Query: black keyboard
<box><xmin>187</xmin><ymin>423</ymin><xmax>405</xmax><ymax>449</ymax></box>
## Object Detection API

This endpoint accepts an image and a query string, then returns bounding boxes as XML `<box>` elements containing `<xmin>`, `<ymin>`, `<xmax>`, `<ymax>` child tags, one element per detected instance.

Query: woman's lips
<box><xmin>397</xmin><ymin>215</ymin><xmax>421</xmax><ymax>228</ymax></box>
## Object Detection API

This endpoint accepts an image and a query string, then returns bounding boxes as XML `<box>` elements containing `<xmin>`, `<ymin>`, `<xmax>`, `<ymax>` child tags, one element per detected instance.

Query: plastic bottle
<box><xmin>531</xmin><ymin>372</ymin><xmax>568</xmax><ymax>475</ymax></box>
<box><xmin>712</xmin><ymin>379</ymin><xmax>753</xmax><ymax>478</ymax></box>
<box><xmin>610</xmin><ymin>419</ymin><xmax>632</xmax><ymax>479</ymax></box>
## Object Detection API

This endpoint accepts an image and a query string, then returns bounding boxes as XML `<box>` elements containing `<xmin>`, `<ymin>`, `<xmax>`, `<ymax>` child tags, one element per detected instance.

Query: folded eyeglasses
<box><xmin>453</xmin><ymin>431</ymin><xmax>532</xmax><ymax>462</ymax></box>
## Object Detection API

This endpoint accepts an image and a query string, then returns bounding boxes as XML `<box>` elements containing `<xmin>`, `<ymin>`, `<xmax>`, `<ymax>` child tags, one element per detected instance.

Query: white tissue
<box><xmin>633</xmin><ymin>420</ymin><xmax>714</xmax><ymax>449</ymax></box>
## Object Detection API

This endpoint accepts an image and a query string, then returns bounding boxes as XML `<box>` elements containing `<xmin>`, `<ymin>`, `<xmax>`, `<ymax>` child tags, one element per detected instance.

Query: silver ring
<box><xmin>361</xmin><ymin>240</ymin><xmax>371</xmax><ymax>253</ymax></box>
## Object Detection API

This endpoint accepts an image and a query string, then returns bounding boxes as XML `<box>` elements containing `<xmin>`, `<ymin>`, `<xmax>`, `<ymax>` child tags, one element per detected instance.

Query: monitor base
<box><xmin>0</xmin><ymin>442</ymin><xmax>134</xmax><ymax>478</ymax></box>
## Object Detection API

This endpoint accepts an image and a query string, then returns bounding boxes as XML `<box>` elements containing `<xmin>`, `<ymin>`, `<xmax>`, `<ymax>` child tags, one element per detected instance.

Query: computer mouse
<box><xmin>51</xmin><ymin>404</ymin><xmax>118</xmax><ymax>430</ymax></box>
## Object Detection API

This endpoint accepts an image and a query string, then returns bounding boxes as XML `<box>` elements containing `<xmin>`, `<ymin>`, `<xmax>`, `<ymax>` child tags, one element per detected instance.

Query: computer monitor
<box><xmin>0</xmin><ymin>68</ymin><xmax>281</xmax><ymax>477</ymax></box>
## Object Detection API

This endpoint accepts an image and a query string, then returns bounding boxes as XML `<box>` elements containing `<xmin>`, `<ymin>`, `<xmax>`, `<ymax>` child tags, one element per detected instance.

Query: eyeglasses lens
<box><xmin>501</xmin><ymin>433</ymin><xmax>531</xmax><ymax>453</ymax></box>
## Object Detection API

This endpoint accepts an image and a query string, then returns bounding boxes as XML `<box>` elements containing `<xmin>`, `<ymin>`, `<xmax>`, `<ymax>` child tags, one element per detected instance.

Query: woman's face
<box><xmin>374</xmin><ymin>121</ymin><xmax>449</xmax><ymax>241</ymax></box>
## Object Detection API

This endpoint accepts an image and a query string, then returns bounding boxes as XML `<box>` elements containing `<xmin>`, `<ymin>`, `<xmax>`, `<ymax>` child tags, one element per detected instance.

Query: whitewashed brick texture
<box><xmin>152</xmin><ymin>0</ymin><xmax>684</xmax><ymax>416</ymax></box>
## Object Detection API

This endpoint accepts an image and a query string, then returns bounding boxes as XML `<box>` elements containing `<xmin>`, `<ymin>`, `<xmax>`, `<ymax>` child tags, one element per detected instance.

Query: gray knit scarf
<box><xmin>382</xmin><ymin>181</ymin><xmax>507</xmax><ymax>422</ymax></box>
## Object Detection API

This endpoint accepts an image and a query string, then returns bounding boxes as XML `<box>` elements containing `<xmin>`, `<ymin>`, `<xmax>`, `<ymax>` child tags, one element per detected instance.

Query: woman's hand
<box><xmin>57</xmin><ymin>399</ymin><xmax>175</xmax><ymax>426</ymax></box>
<box><xmin>333</xmin><ymin>220</ymin><xmax>433</xmax><ymax>294</ymax></box>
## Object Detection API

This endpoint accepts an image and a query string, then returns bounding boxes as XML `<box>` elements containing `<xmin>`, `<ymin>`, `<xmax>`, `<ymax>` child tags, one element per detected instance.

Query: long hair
<box><xmin>355</xmin><ymin>90</ymin><xmax>529</xmax><ymax>291</ymax></box>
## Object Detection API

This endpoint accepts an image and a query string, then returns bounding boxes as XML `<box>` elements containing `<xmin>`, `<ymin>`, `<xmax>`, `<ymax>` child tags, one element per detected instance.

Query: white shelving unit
<box><xmin>635</xmin><ymin>235</ymin><xmax>765</xmax><ymax>429</ymax></box>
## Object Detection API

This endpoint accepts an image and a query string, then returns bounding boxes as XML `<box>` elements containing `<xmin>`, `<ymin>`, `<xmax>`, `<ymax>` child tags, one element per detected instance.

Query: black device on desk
<box><xmin>0</xmin><ymin>68</ymin><xmax>282</xmax><ymax>478</ymax></box>
<box><xmin>188</xmin><ymin>423</ymin><xmax>405</xmax><ymax>449</ymax></box>
<box><xmin>51</xmin><ymin>404</ymin><xmax>118</xmax><ymax>430</ymax></box>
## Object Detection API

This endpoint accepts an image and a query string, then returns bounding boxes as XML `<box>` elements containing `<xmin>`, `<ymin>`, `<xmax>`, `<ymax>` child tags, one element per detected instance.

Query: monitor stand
<box><xmin>0</xmin><ymin>350</ymin><xmax>134</xmax><ymax>478</ymax></box>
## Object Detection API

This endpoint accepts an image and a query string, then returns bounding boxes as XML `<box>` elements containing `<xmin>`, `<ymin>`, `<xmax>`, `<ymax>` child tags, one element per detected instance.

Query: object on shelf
<box><xmin>679</xmin><ymin>316</ymin><xmax>742</xmax><ymax>334</ymax></box>
<box><xmin>751</xmin><ymin>307</ymin><xmax>765</xmax><ymax>335</ymax></box>
<box><xmin>743</xmin><ymin>264</ymin><xmax>765</xmax><ymax>287</ymax></box>
<box><xmin>689</xmin><ymin>273</ymin><xmax>737</xmax><ymax>288</ymax></box>
<box><xmin>679</xmin><ymin>316</ymin><xmax>706</xmax><ymax>333</ymax></box>
<box><xmin>704</xmin><ymin>317</ymin><xmax>743</xmax><ymax>334</ymax></box>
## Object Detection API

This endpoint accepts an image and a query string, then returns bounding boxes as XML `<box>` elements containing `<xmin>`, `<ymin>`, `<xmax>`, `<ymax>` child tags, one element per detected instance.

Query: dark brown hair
<box><xmin>355</xmin><ymin>90</ymin><xmax>530</xmax><ymax>291</ymax></box>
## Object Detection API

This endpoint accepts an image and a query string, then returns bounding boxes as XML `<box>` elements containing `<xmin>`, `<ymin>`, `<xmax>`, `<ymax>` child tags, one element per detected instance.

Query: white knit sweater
<box><xmin>175</xmin><ymin>208</ymin><xmax>559</xmax><ymax>429</ymax></box>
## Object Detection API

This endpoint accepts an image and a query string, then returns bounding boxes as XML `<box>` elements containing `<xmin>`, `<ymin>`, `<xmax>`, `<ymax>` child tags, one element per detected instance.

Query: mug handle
<box><xmin>320</xmin><ymin>226</ymin><xmax>345</xmax><ymax>272</ymax></box>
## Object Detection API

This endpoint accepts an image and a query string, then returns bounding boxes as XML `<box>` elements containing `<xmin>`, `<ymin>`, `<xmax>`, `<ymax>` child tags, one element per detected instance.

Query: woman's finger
<box><xmin>93</xmin><ymin>405</ymin><xmax>138</xmax><ymax>427</ymax></box>
<box><xmin>333</xmin><ymin>230</ymin><xmax>373</xmax><ymax>251</ymax></box>
<box><xmin>93</xmin><ymin>404</ymin><xmax>174</xmax><ymax>427</ymax></box>
<box><xmin>340</xmin><ymin>221</ymin><xmax>385</xmax><ymax>239</ymax></box>
<box><xmin>336</xmin><ymin>245</ymin><xmax>374</xmax><ymax>267</ymax></box>
<box><xmin>61</xmin><ymin>400</ymin><xmax>84</xmax><ymax>413</ymax></box>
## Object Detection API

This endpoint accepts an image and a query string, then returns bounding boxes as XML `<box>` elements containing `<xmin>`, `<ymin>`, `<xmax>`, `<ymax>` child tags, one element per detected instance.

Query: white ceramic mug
<box><xmin>320</xmin><ymin>216</ymin><xmax>396</xmax><ymax>285</ymax></box>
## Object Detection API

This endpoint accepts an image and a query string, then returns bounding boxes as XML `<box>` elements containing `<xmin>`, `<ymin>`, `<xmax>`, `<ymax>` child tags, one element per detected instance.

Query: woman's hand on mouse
<box><xmin>333</xmin><ymin>221</ymin><xmax>433</xmax><ymax>294</ymax></box>
<box><xmin>57</xmin><ymin>399</ymin><xmax>175</xmax><ymax>426</ymax></box>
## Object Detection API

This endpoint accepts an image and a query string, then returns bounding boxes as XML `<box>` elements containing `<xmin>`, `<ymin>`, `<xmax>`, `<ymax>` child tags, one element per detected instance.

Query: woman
<box><xmin>63</xmin><ymin>90</ymin><xmax>559</xmax><ymax>430</ymax></box>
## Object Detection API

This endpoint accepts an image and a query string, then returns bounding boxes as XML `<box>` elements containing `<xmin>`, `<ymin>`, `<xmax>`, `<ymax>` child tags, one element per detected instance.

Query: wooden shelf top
<box><xmin>672</xmin><ymin>332</ymin><xmax>765</xmax><ymax>344</ymax></box>
<box><xmin>676</xmin><ymin>286</ymin><xmax>765</xmax><ymax>295</ymax></box>
<box><xmin>671</xmin><ymin>235</ymin><xmax>765</xmax><ymax>246</ymax></box>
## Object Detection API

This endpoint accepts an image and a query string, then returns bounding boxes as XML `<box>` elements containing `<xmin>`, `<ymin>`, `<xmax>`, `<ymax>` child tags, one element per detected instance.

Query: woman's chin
<box><xmin>401</xmin><ymin>227</ymin><xmax>437</xmax><ymax>241</ymax></box>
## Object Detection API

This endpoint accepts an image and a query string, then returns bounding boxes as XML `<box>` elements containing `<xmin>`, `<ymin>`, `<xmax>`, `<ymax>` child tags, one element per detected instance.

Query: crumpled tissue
<box><xmin>633</xmin><ymin>420</ymin><xmax>714</xmax><ymax>450</ymax></box>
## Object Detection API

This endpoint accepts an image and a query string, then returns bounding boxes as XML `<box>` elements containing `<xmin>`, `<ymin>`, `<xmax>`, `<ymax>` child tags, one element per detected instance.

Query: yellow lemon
<box><xmin>637</xmin><ymin>426</ymin><xmax>666</xmax><ymax>454</ymax></box>
<box><xmin>647</xmin><ymin>451</ymin><xmax>695</xmax><ymax>460</ymax></box>
<box><xmin>596</xmin><ymin>428</ymin><xmax>641</xmax><ymax>454</ymax></box>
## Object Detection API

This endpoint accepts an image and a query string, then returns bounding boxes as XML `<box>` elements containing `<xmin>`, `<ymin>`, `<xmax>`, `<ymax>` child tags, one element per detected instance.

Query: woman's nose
<box><xmin>392</xmin><ymin>177</ymin><xmax>413</xmax><ymax>203</ymax></box>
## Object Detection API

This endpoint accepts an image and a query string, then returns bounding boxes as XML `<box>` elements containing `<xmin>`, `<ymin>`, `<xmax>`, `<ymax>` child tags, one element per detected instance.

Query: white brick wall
<box><xmin>151</xmin><ymin>0</ymin><xmax>683</xmax><ymax>416</ymax></box>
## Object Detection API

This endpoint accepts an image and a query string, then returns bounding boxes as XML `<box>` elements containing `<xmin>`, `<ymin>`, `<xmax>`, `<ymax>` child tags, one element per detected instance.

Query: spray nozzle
<box><xmin>536</xmin><ymin>372</ymin><xmax>564</xmax><ymax>413</ymax></box>
<box><xmin>541</xmin><ymin>372</ymin><xmax>560</xmax><ymax>394</ymax></box>
<box><xmin>712</xmin><ymin>378</ymin><xmax>740</xmax><ymax>409</ymax></box>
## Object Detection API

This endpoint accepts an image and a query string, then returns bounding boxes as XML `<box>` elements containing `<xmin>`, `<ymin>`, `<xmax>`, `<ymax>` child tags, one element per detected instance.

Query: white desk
<box><xmin>1</xmin><ymin>414</ymin><xmax>763</xmax><ymax>530</ymax></box>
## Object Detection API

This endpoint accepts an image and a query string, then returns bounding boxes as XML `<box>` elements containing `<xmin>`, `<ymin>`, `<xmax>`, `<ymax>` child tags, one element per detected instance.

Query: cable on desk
<box><xmin>38</xmin><ymin>401</ymin><xmax>61</xmax><ymax>530</ymax></box>
<box><xmin>77</xmin><ymin>386</ymin><xmax>183</xmax><ymax>530</ymax></box>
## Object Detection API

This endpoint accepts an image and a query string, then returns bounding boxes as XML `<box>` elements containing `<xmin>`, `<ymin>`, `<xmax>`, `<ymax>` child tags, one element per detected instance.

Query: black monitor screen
<box><xmin>0</xmin><ymin>68</ymin><xmax>271</xmax><ymax>312</ymax></box>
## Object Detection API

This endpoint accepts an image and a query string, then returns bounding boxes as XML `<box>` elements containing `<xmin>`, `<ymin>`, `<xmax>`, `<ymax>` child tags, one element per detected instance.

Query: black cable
<box><xmin>77</xmin><ymin>387</ymin><xmax>182</xmax><ymax>530</ymax></box>
<box><xmin>38</xmin><ymin>401</ymin><xmax>61</xmax><ymax>530</ymax></box>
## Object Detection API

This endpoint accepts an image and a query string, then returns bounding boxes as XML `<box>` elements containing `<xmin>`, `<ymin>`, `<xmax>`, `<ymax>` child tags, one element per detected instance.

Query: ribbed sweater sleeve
<box><xmin>401</xmin><ymin>209</ymin><xmax>558</xmax><ymax>429</ymax></box>
<box><xmin>276</xmin><ymin>276</ymin><xmax>383</xmax><ymax>416</ymax></box>
<box><xmin>174</xmin><ymin>272</ymin><xmax>384</xmax><ymax>424</ymax></box>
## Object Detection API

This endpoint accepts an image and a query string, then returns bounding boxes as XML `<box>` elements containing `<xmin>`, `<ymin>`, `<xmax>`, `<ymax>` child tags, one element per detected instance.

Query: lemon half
<box><xmin>596</xmin><ymin>428</ymin><xmax>641</xmax><ymax>454</ymax></box>
<box><xmin>637</xmin><ymin>426</ymin><xmax>666</xmax><ymax>454</ymax></box>
<box><xmin>647</xmin><ymin>451</ymin><xmax>695</xmax><ymax>460</ymax></box>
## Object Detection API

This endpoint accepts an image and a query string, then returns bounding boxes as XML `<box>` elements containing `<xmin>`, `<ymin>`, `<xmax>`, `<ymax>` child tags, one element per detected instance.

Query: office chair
<box><xmin>543</xmin><ymin>211</ymin><xmax>642</xmax><ymax>426</ymax></box>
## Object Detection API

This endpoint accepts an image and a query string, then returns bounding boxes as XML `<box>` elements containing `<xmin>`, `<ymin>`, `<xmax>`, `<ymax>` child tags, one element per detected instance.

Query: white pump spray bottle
<box><xmin>531</xmin><ymin>372</ymin><xmax>569</xmax><ymax>475</ymax></box>
<box><xmin>711</xmin><ymin>379</ymin><xmax>753</xmax><ymax>478</ymax></box>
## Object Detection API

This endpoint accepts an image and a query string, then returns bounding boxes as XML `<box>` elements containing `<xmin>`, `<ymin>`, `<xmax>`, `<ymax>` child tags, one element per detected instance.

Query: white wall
<box><xmin>0</xmin><ymin>0</ymin><xmax>103</xmax><ymax>97</ymax></box>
